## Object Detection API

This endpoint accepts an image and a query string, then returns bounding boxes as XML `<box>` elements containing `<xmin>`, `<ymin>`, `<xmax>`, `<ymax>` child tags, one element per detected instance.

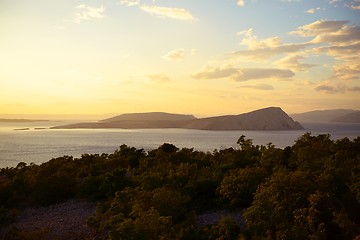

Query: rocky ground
<box><xmin>0</xmin><ymin>199</ymin><xmax>245</xmax><ymax>239</ymax></box>
<box><xmin>0</xmin><ymin>199</ymin><xmax>97</xmax><ymax>240</ymax></box>
<box><xmin>196</xmin><ymin>210</ymin><xmax>245</xmax><ymax>229</ymax></box>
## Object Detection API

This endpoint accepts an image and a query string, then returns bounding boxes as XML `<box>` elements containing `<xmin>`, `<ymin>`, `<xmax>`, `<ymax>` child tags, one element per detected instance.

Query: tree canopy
<box><xmin>0</xmin><ymin>133</ymin><xmax>359</xmax><ymax>239</ymax></box>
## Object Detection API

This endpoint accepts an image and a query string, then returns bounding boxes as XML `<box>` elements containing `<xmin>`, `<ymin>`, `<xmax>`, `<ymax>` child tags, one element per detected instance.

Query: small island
<box><xmin>52</xmin><ymin>107</ymin><xmax>304</xmax><ymax>131</ymax></box>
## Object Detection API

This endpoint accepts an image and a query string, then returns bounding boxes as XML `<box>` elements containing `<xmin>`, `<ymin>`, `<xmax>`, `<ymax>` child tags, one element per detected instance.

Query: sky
<box><xmin>1</xmin><ymin>0</ymin><xmax>360</xmax><ymax>119</ymax></box>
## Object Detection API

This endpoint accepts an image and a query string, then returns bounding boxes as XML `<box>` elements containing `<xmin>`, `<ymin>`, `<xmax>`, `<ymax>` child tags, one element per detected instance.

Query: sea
<box><xmin>1</xmin><ymin>121</ymin><xmax>360</xmax><ymax>168</ymax></box>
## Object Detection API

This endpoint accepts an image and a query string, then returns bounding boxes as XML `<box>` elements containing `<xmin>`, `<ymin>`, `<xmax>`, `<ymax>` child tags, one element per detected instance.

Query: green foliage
<box><xmin>1</xmin><ymin>134</ymin><xmax>360</xmax><ymax>239</ymax></box>
<box><xmin>32</xmin><ymin>156</ymin><xmax>77</xmax><ymax>205</ymax></box>
<box><xmin>219</xmin><ymin>167</ymin><xmax>268</xmax><ymax>208</ymax></box>
<box><xmin>108</xmin><ymin>204</ymin><xmax>173</xmax><ymax>240</ymax></box>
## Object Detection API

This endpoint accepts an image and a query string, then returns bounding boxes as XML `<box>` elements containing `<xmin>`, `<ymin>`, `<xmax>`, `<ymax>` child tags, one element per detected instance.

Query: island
<box><xmin>290</xmin><ymin>109</ymin><xmax>360</xmax><ymax>123</ymax></box>
<box><xmin>52</xmin><ymin>107</ymin><xmax>304</xmax><ymax>130</ymax></box>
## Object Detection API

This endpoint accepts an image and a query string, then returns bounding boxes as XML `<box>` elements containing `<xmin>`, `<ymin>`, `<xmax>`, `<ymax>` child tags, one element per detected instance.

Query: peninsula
<box><xmin>52</xmin><ymin>107</ymin><xmax>303</xmax><ymax>130</ymax></box>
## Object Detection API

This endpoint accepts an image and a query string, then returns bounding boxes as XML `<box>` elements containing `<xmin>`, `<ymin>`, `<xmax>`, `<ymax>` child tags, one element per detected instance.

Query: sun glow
<box><xmin>1</xmin><ymin>0</ymin><xmax>359</xmax><ymax>118</ymax></box>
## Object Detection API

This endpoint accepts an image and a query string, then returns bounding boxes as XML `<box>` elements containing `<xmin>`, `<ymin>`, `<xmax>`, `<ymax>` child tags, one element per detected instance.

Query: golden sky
<box><xmin>1</xmin><ymin>0</ymin><xmax>360</xmax><ymax>118</ymax></box>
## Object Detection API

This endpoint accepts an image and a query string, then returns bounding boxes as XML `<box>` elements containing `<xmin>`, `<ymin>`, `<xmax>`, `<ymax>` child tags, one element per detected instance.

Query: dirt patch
<box><xmin>0</xmin><ymin>199</ymin><xmax>96</xmax><ymax>240</ymax></box>
<box><xmin>196</xmin><ymin>210</ymin><xmax>245</xmax><ymax>228</ymax></box>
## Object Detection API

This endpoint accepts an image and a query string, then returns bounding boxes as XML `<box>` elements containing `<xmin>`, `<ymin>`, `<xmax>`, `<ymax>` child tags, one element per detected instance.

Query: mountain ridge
<box><xmin>331</xmin><ymin>111</ymin><xmax>360</xmax><ymax>123</ymax></box>
<box><xmin>290</xmin><ymin>109</ymin><xmax>359</xmax><ymax>123</ymax></box>
<box><xmin>52</xmin><ymin>107</ymin><xmax>303</xmax><ymax>131</ymax></box>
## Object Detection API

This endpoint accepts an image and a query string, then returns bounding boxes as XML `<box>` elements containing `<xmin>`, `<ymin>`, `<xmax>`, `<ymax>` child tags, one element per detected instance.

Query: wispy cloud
<box><xmin>328</xmin><ymin>0</ymin><xmax>341</xmax><ymax>4</ymax></box>
<box><xmin>119</xmin><ymin>0</ymin><xmax>140</xmax><ymax>6</ymax></box>
<box><xmin>315</xmin><ymin>84</ymin><xmax>339</xmax><ymax>94</ymax></box>
<box><xmin>147</xmin><ymin>74</ymin><xmax>171</xmax><ymax>83</ymax></box>
<box><xmin>74</xmin><ymin>5</ymin><xmax>106</xmax><ymax>23</ymax></box>
<box><xmin>140</xmin><ymin>5</ymin><xmax>196</xmax><ymax>21</ymax></box>
<box><xmin>332</xmin><ymin>62</ymin><xmax>360</xmax><ymax>80</ymax></box>
<box><xmin>237</xmin><ymin>28</ymin><xmax>281</xmax><ymax>50</ymax></box>
<box><xmin>290</xmin><ymin>20</ymin><xmax>349</xmax><ymax>38</ymax></box>
<box><xmin>274</xmin><ymin>54</ymin><xmax>317</xmax><ymax>72</ymax></box>
<box><xmin>232</xmin><ymin>68</ymin><xmax>294</xmax><ymax>81</ymax></box>
<box><xmin>305</xmin><ymin>7</ymin><xmax>321</xmax><ymax>14</ymax></box>
<box><xmin>228</xmin><ymin>43</ymin><xmax>310</xmax><ymax>62</ymax></box>
<box><xmin>315</xmin><ymin>82</ymin><xmax>360</xmax><ymax>94</ymax></box>
<box><xmin>229</xmin><ymin>28</ymin><xmax>311</xmax><ymax>62</ymax></box>
<box><xmin>162</xmin><ymin>49</ymin><xmax>185</xmax><ymax>61</ymax></box>
<box><xmin>240</xmin><ymin>84</ymin><xmax>274</xmax><ymax>90</ymax></box>
<box><xmin>192</xmin><ymin>65</ymin><xmax>238</xmax><ymax>80</ymax></box>
<box><xmin>351</xmin><ymin>5</ymin><xmax>360</xmax><ymax>9</ymax></box>
<box><xmin>192</xmin><ymin>65</ymin><xmax>294</xmax><ymax>81</ymax></box>
<box><xmin>344</xmin><ymin>0</ymin><xmax>360</xmax><ymax>9</ymax></box>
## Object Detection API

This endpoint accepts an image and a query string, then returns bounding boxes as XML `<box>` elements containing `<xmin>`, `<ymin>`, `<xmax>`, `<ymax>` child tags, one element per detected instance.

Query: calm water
<box><xmin>0</xmin><ymin>121</ymin><xmax>360</xmax><ymax>168</ymax></box>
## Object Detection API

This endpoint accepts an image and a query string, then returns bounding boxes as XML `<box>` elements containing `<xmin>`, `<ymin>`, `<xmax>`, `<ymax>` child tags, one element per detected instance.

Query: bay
<box><xmin>0</xmin><ymin>121</ymin><xmax>360</xmax><ymax>168</ymax></box>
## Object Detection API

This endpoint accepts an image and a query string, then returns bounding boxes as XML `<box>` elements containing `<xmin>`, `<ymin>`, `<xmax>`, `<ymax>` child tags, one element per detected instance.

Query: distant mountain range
<box><xmin>52</xmin><ymin>107</ymin><xmax>304</xmax><ymax>131</ymax></box>
<box><xmin>0</xmin><ymin>119</ymin><xmax>48</xmax><ymax>122</ymax></box>
<box><xmin>290</xmin><ymin>109</ymin><xmax>360</xmax><ymax>123</ymax></box>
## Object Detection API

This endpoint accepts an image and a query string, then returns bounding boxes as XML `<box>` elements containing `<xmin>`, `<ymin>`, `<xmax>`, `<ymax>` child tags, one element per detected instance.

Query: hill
<box><xmin>290</xmin><ymin>109</ymin><xmax>357</xmax><ymax>123</ymax></box>
<box><xmin>331</xmin><ymin>111</ymin><xmax>360</xmax><ymax>123</ymax></box>
<box><xmin>182</xmin><ymin>107</ymin><xmax>303</xmax><ymax>130</ymax></box>
<box><xmin>100</xmin><ymin>112</ymin><xmax>196</xmax><ymax>122</ymax></box>
<box><xmin>52</xmin><ymin>107</ymin><xmax>303</xmax><ymax>130</ymax></box>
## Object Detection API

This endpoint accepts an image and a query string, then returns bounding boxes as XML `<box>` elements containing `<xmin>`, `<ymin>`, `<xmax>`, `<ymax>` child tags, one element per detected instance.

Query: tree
<box><xmin>219</xmin><ymin>167</ymin><xmax>268</xmax><ymax>208</ymax></box>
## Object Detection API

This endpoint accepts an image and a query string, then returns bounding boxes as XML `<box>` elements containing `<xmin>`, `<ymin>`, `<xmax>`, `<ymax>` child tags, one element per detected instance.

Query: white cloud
<box><xmin>119</xmin><ymin>0</ymin><xmax>140</xmax><ymax>6</ymax></box>
<box><xmin>311</xmin><ymin>25</ymin><xmax>360</xmax><ymax>45</ymax></box>
<box><xmin>231</xmin><ymin>28</ymin><xmax>311</xmax><ymax>61</ymax></box>
<box><xmin>238</xmin><ymin>28</ymin><xmax>282</xmax><ymax>50</ymax></box>
<box><xmin>192</xmin><ymin>65</ymin><xmax>294</xmax><ymax>81</ymax></box>
<box><xmin>140</xmin><ymin>5</ymin><xmax>196</xmax><ymax>21</ymax></box>
<box><xmin>292</xmin><ymin>20</ymin><xmax>360</xmax><ymax>80</ymax></box>
<box><xmin>74</xmin><ymin>5</ymin><xmax>106</xmax><ymax>23</ymax></box>
<box><xmin>162</xmin><ymin>49</ymin><xmax>185</xmax><ymax>61</ymax></box>
<box><xmin>274</xmin><ymin>54</ymin><xmax>317</xmax><ymax>72</ymax></box>
<box><xmin>290</xmin><ymin>20</ymin><xmax>349</xmax><ymax>37</ymax></box>
<box><xmin>305</xmin><ymin>7</ymin><xmax>321</xmax><ymax>14</ymax></box>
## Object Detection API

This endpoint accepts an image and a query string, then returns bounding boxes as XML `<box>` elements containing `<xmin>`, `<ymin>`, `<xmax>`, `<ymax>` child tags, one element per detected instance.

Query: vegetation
<box><xmin>0</xmin><ymin>133</ymin><xmax>360</xmax><ymax>239</ymax></box>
